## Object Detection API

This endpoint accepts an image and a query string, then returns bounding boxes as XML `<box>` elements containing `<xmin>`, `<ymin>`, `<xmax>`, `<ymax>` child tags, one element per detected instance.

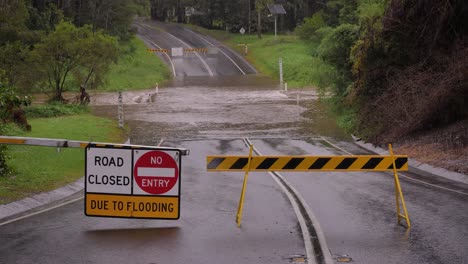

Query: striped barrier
<box><xmin>207</xmin><ymin>155</ymin><xmax>409</xmax><ymax>172</ymax></box>
<box><xmin>147</xmin><ymin>48</ymin><xmax>169</xmax><ymax>53</ymax></box>
<box><xmin>207</xmin><ymin>144</ymin><xmax>411</xmax><ymax>229</ymax></box>
<box><xmin>184</xmin><ymin>48</ymin><xmax>208</xmax><ymax>52</ymax></box>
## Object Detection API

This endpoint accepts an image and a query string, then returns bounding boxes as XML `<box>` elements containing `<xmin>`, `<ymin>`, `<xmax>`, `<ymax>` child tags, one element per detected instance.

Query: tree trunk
<box><xmin>248</xmin><ymin>0</ymin><xmax>251</xmax><ymax>34</ymax></box>
<box><xmin>257</xmin><ymin>7</ymin><xmax>262</xmax><ymax>39</ymax></box>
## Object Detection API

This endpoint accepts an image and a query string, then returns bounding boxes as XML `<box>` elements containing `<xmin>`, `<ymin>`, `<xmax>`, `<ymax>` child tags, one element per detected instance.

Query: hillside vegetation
<box><xmin>170</xmin><ymin>0</ymin><xmax>467</xmax><ymax>146</ymax></box>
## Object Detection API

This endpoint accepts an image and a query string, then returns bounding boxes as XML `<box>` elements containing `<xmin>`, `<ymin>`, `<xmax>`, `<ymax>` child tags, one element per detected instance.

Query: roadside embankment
<box><xmin>0</xmin><ymin>106</ymin><xmax>125</xmax><ymax>205</ymax></box>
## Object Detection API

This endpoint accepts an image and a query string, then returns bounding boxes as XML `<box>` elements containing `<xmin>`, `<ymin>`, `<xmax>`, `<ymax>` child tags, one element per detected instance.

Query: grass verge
<box><xmin>100</xmin><ymin>37</ymin><xmax>170</xmax><ymax>91</ymax></box>
<box><xmin>0</xmin><ymin>114</ymin><xmax>125</xmax><ymax>204</ymax></box>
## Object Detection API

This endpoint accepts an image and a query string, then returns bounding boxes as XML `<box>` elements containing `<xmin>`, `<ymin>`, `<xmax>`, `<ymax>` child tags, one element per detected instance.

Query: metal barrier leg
<box><xmin>389</xmin><ymin>144</ymin><xmax>411</xmax><ymax>228</ymax></box>
<box><xmin>236</xmin><ymin>144</ymin><xmax>254</xmax><ymax>227</ymax></box>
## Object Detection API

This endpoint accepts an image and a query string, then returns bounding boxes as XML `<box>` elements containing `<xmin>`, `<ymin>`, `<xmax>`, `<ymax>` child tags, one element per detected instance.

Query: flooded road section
<box><xmin>91</xmin><ymin>75</ymin><xmax>348</xmax><ymax>145</ymax></box>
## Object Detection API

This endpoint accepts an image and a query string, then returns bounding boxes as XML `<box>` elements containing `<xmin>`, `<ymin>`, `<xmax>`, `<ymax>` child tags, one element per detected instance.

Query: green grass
<box><xmin>100</xmin><ymin>37</ymin><xmax>170</xmax><ymax>91</ymax></box>
<box><xmin>0</xmin><ymin>115</ymin><xmax>125</xmax><ymax>204</ymax></box>
<box><xmin>184</xmin><ymin>25</ymin><xmax>335</xmax><ymax>89</ymax></box>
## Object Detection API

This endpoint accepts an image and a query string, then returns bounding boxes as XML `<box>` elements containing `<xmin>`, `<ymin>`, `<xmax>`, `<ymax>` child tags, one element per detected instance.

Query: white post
<box><xmin>279</xmin><ymin>58</ymin><xmax>283</xmax><ymax>88</ymax></box>
<box><xmin>155</xmin><ymin>83</ymin><xmax>159</xmax><ymax>94</ymax></box>
<box><xmin>296</xmin><ymin>92</ymin><xmax>300</xmax><ymax>105</ymax></box>
<box><xmin>285</xmin><ymin>82</ymin><xmax>288</xmax><ymax>91</ymax></box>
<box><xmin>118</xmin><ymin>91</ymin><xmax>124</xmax><ymax>128</ymax></box>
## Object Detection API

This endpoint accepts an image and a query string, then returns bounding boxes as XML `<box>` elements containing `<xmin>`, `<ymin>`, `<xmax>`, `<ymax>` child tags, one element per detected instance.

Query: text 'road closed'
<box><xmin>85</xmin><ymin>194</ymin><xmax>179</xmax><ymax>219</ymax></box>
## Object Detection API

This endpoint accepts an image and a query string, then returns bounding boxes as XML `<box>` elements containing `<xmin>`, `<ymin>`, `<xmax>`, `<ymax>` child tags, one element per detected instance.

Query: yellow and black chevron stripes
<box><xmin>184</xmin><ymin>48</ymin><xmax>208</xmax><ymax>52</ymax></box>
<box><xmin>206</xmin><ymin>155</ymin><xmax>409</xmax><ymax>172</ymax></box>
<box><xmin>147</xmin><ymin>48</ymin><xmax>169</xmax><ymax>53</ymax></box>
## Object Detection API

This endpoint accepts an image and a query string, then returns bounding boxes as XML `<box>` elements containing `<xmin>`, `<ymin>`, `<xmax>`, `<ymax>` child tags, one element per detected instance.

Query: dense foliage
<box><xmin>0</xmin><ymin>0</ymin><xmax>144</xmax><ymax>174</ymax></box>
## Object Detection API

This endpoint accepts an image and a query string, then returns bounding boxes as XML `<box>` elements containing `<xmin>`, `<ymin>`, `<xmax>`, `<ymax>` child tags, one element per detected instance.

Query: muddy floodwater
<box><xmin>90</xmin><ymin>75</ymin><xmax>348</xmax><ymax>145</ymax></box>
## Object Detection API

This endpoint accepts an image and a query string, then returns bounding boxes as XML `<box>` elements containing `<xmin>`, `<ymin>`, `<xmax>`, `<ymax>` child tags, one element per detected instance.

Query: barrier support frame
<box><xmin>389</xmin><ymin>144</ymin><xmax>411</xmax><ymax>228</ymax></box>
<box><xmin>236</xmin><ymin>144</ymin><xmax>253</xmax><ymax>227</ymax></box>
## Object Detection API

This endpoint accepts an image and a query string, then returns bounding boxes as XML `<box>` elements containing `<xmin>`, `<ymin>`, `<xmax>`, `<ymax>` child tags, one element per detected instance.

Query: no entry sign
<box><xmin>133</xmin><ymin>150</ymin><xmax>179</xmax><ymax>195</ymax></box>
<box><xmin>85</xmin><ymin>145</ymin><xmax>182</xmax><ymax>220</ymax></box>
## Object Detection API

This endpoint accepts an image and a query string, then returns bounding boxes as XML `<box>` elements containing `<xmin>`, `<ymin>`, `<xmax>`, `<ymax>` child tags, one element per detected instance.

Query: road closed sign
<box><xmin>85</xmin><ymin>145</ymin><xmax>181</xmax><ymax>219</ymax></box>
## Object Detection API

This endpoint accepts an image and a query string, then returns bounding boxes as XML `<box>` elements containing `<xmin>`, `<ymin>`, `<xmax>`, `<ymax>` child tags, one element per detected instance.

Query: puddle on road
<box><xmin>91</xmin><ymin>75</ymin><xmax>348</xmax><ymax>145</ymax></box>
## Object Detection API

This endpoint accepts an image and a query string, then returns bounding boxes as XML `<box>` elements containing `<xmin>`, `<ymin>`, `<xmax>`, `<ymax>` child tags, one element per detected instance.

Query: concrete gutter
<box><xmin>0</xmin><ymin>177</ymin><xmax>84</xmax><ymax>224</ymax></box>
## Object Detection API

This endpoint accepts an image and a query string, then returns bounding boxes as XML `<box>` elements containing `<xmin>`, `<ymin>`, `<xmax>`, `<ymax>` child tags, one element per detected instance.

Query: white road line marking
<box><xmin>399</xmin><ymin>173</ymin><xmax>468</xmax><ymax>196</ymax></box>
<box><xmin>243</xmin><ymin>138</ymin><xmax>334</xmax><ymax>264</ymax></box>
<box><xmin>186</xmin><ymin>30</ymin><xmax>246</xmax><ymax>75</ymax></box>
<box><xmin>167</xmin><ymin>33</ymin><xmax>214</xmax><ymax>76</ymax></box>
<box><xmin>0</xmin><ymin>196</ymin><xmax>84</xmax><ymax>227</ymax></box>
<box><xmin>137</xmin><ymin>168</ymin><xmax>175</xmax><ymax>177</ymax></box>
<box><xmin>320</xmin><ymin>137</ymin><xmax>352</xmax><ymax>155</ymax></box>
<box><xmin>157</xmin><ymin>138</ymin><xmax>165</xmax><ymax>146</ymax></box>
<box><xmin>142</xmin><ymin>23</ymin><xmax>214</xmax><ymax>77</ymax></box>
<box><xmin>185</xmin><ymin>28</ymin><xmax>258</xmax><ymax>74</ymax></box>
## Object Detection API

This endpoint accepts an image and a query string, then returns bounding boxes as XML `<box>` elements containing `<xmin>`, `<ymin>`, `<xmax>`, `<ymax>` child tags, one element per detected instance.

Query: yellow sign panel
<box><xmin>85</xmin><ymin>193</ymin><xmax>179</xmax><ymax>219</ymax></box>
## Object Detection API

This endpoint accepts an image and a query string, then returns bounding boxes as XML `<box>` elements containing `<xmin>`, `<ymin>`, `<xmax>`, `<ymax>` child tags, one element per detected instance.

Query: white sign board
<box><xmin>86</xmin><ymin>148</ymin><xmax>132</xmax><ymax>194</ymax></box>
<box><xmin>207</xmin><ymin>46</ymin><xmax>219</xmax><ymax>55</ymax></box>
<box><xmin>85</xmin><ymin>145</ymin><xmax>181</xmax><ymax>219</ymax></box>
<box><xmin>172</xmin><ymin>47</ymin><xmax>184</xmax><ymax>57</ymax></box>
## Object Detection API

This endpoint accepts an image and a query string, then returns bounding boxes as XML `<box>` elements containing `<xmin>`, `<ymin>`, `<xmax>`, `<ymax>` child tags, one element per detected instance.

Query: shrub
<box><xmin>317</xmin><ymin>24</ymin><xmax>359</xmax><ymax>97</ymax></box>
<box><xmin>295</xmin><ymin>11</ymin><xmax>327</xmax><ymax>41</ymax></box>
<box><xmin>24</xmin><ymin>103</ymin><xmax>88</xmax><ymax>118</ymax></box>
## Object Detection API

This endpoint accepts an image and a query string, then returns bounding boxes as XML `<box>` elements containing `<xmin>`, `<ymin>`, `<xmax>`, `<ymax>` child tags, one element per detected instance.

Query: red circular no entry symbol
<box><xmin>134</xmin><ymin>151</ymin><xmax>179</xmax><ymax>195</ymax></box>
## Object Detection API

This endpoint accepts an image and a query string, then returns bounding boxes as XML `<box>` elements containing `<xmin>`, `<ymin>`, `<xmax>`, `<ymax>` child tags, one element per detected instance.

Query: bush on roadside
<box><xmin>296</xmin><ymin>11</ymin><xmax>327</xmax><ymax>41</ymax></box>
<box><xmin>317</xmin><ymin>24</ymin><xmax>359</xmax><ymax>97</ymax></box>
<box><xmin>24</xmin><ymin>103</ymin><xmax>88</xmax><ymax>118</ymax></box>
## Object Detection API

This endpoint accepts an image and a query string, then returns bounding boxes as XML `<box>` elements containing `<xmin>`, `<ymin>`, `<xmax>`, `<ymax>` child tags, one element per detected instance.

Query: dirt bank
<box><xmin>394</xmin><ymin>120</ymin><xmax>468</xmax><ymax>174</ymax></box>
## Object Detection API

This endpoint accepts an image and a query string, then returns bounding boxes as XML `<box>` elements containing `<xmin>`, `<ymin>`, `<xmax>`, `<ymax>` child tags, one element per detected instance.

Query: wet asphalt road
<box><xmin>2</xmin><ymin>21</ymin><xmax>468</xmax><ymax>264</ymax></box>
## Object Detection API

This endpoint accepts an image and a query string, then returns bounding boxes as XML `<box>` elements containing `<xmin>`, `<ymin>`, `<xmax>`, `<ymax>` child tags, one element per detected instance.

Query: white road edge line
<box><xmin>399</xmin><ymin>173</ymin><xmax>468</xmax><ymax>196</ymax></box>
<box><xmin>320</xmin><ymin>136</ymin><xmax>352</xmax><ymax>155</ymax></box>
<box><xmin>187</xmin><ymin>30</ymin><xmax>246</xmax><ymax>75</ymax></box>
<box><xmin>243</xmin><ymin>138</ymin><xmax>334</xmax><ymax>264</ymax></box>
<box><xmin>138</xmin><ymin>34</ymin><xmax>177</xmax><ymax>77</ymax></box>
<box><xmin>184</xmin><ymin>28</ymin><xmax>258</xmax><ymax>74</ymax></box>
<box><xmin>165</xmin><ymin>32</ymin><xmax>214</xmax><ymax>76</ymax></box>
<box><xmin>0</xmin><ymin>196</ymin><xmax>84</xmax><ymax>227</ymax></box>
<box><xmin>321</xmin><ymin>137</ymin><xmax>468</xmax><ymax>196</ymax></box>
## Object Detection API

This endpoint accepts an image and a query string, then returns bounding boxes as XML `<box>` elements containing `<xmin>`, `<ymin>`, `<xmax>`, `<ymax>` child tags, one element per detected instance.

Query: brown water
<box><xmin>90</xmin><ymin>75</ymin><xmax>349</xmax><ymax>145</ymax></box>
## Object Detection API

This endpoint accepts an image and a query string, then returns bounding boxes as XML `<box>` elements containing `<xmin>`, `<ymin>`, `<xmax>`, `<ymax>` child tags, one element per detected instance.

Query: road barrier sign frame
<box><xmin>207</xmin><ymin>145</ymin><xmax>411</xmax><ymax>229</ymax></box>
<box><xmin>85</xmin><ymin>144</ymin><xmax>182</xmax><ymax>220</ymax></box>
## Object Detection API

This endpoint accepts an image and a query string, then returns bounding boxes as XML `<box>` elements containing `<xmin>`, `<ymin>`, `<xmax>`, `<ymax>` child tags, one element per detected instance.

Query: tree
<box><xmin>32</xmin><ymin>21</ymin><xmax>119</xmax><ymax>101</ymax></box>
<box><xmin>0</xmin><ymin>0</ymin><xmax>29</xmax><ymax>45</ymax></box>
<box><xmin>75</xmin><ymin>29</ymin><xmax>119</xmax><ymax>90</ymax></box>
<box><xmin>255</xmin><ymin>0</ymin><xmax>272</xmax><ymax>38</ymax></box>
